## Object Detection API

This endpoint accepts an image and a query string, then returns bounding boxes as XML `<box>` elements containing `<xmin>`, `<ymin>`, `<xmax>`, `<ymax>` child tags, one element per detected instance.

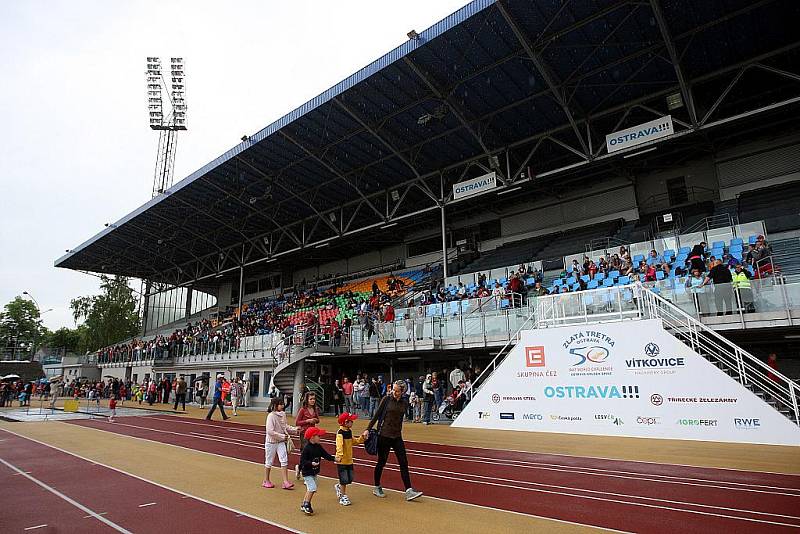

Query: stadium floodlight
<box><xmin>407</xmin><ymin>30</ymin><xmax>420</xmax><ymax>40</ymax></box>
<box><xmin>146</xmin><ymin>55</ymin><xmax>188</xmax><ymax>197</ymax></box>
<box><xmin>666</xmin><ymin>92</ymin><xmax>684</xmax><ymax>110</ymax></box>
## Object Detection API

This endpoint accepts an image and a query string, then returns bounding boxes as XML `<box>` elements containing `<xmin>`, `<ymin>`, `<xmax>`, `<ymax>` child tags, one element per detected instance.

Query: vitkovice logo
<box><xmin>626</xmin><ymin>342</ymin><xmax>685</xmax><ymax>375</ymax></box>
<box><xmin>563</xmin><ymin>330</ymin><xmax>615</xmax><ymax>377</ymax></box>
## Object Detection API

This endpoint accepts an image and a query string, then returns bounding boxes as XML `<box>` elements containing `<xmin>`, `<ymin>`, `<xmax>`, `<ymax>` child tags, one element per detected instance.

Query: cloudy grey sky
<box><xmin>0</xmin><ymin>0</ymin><xmax>469</xmax><ymax>331</ymax></box>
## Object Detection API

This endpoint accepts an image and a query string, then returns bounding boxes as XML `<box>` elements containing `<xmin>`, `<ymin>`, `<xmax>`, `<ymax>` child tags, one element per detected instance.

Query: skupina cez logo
<box><xmin>563</xmin><ymin>330</ymin><xmax>615</xmax><ymax>376</ymax></box>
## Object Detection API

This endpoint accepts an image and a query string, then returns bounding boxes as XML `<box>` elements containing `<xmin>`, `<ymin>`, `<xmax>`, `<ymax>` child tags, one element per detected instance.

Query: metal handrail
<box><xmin>466</xmin><ymin>307</ymin><xmax>536</xmax><ymax>396</ymax></box>
<box><xmin>638</xmin><ymin>284</ymin><xmax>799</xmax><ymax>425</ymax></box>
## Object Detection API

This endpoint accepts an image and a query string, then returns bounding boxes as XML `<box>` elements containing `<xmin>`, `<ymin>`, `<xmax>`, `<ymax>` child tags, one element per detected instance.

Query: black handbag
<box><xmin>364</xmin><ymin>398</ymin><xmax>388</xmax><ymax>455</ymax></box>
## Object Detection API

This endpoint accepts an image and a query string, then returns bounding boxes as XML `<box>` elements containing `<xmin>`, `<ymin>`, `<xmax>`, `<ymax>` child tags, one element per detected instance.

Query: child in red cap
<box><xmin>334</xmin><ymin>412</ymin><xmax>368</xmax><ymax>505</ymax></box>
<box><xmin>299</xmin><ymin>426</ymin><xmax>334</xmax><ymax>515</ymax></box>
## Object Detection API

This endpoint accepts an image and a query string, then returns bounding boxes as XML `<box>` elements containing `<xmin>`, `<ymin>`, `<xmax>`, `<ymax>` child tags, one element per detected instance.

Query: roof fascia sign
<box><xmin>453</xmin><ymin>171</ymin><xmax>498</xmax><ymax>200</ymax></box>
<box><xmin>606</xmin><ymin>115</ymin><xmax>674</xmax><ymax>154</ymax></box>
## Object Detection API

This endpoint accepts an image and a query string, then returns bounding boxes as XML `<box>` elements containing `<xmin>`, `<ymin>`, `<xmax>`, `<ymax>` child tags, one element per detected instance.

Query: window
<box><xmin>249</xmin><ymin>372</ymin><xmax>260</xmax><ymax>397</ymax></box>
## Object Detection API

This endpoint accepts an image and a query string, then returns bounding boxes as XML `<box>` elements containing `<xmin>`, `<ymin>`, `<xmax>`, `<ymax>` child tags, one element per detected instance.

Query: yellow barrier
<box><xmin>63</xmin><ymin>399</ymin><xmax>79</xmax><ymax>413</ymax></box>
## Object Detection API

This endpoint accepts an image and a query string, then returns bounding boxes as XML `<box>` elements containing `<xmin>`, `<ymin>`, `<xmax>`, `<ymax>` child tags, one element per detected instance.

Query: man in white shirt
<box><xmin>449</xmin><ymin>367</ymin><xmax>465</xmax><ymax>390</ymax></box>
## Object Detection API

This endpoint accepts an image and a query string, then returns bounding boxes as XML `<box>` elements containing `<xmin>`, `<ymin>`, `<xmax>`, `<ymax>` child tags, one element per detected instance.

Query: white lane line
<box><xmin>84</xmin><ymin>512</ymin><xmax>108</xmax><ymax>518</ymax></box>
<box><xmin>138</xmin><ymin>502</ymin><xmax>157</xmax><ymax>508</ymax></box>
<box><xmin>34</xmin><ymin>423</ymin><xmax>624</xmax><ymax>533</ymax></box>
<box><xmin>24</xmin><ymin>525</ymin><xmax>48</xmax><ymax>531</ymax></box>
<box><xmin>178</xmin><ymin>427</ymin><xmax>800</xmax><ymax>498</ymax></box>
<box><xmin>147</xmin><ymin>415</ymin><xmax>800</xmax><ymax>488</ymax></box>
<box><xmin>0</xmin><ymin>428</ymin><xmax>303</xmax><ymax>534</ymax></box>
<box><xmin>12</xmin><ymin>470</ymin><xmax>33</xmax><ymax>475</ymax></box>
<box><xmin>0</xmin><ymin>456</ymin><xmax>132</xmax><ymax>533</ymax></box>
<box><xmin>111</xmin><ymin>420</ymin><xmax>800</xmax><ymax>519</ymax></box>
<box><xmin>64</xmin><ymin>421</ymin><xmax>800</xmax><ymax>529</ymax></box>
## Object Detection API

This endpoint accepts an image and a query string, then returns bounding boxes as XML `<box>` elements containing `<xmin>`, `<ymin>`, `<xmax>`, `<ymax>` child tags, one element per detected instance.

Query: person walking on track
<box><xmin>205</xmin><ymin>375</ymin><xmax>229</xmax><ymax>421</ymax></box>
<box><xmin>367</xmin><ymin>379</ymin><xmax>423</xmax><ymax>501</ymax></box>
<box><xmin>173</xmin><ymin>375</ymin><xmax>187</xmax><ymax>411</ymax></box>
<box><xmin>294</xmin><ymin>392</ymin><xmax>320</xmax><ymax>480</ymax></box>
<box><xmin>230</xmin><ymin>378</ymin><xmax>241</xmax><ymax>416</ymax></box>
<box><xmin>263</xmin><ymin>397</ymin><xmax>298</xmax><ymax>490</ymax></box>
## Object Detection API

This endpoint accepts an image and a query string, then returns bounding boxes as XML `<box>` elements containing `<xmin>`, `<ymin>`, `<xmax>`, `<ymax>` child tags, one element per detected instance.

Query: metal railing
<box><xmin>638</xmin><ymin>284</ymin><xmax>799</xmax><ymax>425</ymax></box>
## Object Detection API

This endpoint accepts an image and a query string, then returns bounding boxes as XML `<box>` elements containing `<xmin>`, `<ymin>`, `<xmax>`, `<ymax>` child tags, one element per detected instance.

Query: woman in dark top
<box><xmin>688</xmin><ymin>242</ymin><xmax>708</xmax><ymax>272</ymax></box>
<box><xmin>367</xmin><ymin>380</ymin><xmax>423</xmax><ymax>501</ymax></box>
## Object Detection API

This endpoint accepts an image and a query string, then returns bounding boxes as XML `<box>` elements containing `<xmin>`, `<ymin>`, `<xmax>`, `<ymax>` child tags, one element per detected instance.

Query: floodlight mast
<box><xmin>146</xmin><ymin>56</ymin><xmax>187</xmax><ymax>197</ymax></box>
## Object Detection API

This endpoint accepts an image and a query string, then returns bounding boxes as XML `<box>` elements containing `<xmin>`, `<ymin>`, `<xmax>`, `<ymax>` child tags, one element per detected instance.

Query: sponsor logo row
<box><xmin>478</xmin><ymin>412</ymin><xmax>762</xmax><ymax>429</ymax></box>
<box><xmin>490</xmin><ymin>388</ymin><xmax>738</xmax><ymax>405</ymax></box>
<box><xmin>523</xmin><ymin>339</ymin><xmax>686</xmax><ymax>378</ymax></box>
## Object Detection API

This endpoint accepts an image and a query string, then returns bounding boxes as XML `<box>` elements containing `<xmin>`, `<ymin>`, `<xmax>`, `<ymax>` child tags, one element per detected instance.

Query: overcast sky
<box><xmin>0</xmin><ymin>0</ymin><xmax>469</xmax><ymax>331</ymax></box>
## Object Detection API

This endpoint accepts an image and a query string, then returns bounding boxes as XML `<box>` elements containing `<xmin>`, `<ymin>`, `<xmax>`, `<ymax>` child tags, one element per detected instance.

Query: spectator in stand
<box><xmin>509</xmin><ymin>273</ymin><xmax>523</xmax><ymax>295</ymax></box>
<box><xmin>492</xmin><ymin>282</ymin><xmax>506</xmax><ymax>297</ymax></box>
<box><xmin>703</xmin><ymin>258</ymin><xmax>734</xmax><ymax>316</ymax></box>
<box><xmin>644</xmin><ymin>263</ymin><xmax>657</xmax><ymax>282</ymax></box>
<box><xmin>732</xmin><ymin>263</ymin><xmax>754</xmax><ymax>312</ymax></box>
<box><xmin>587</xmin><ymin>260</ymin><xmax>598</xmax><ymax>280</ymax></box>
<box><xmin>688</xmin><ymin>242</ymin><xmax>708</xmax><ymax>273</ymax></box>
<box><xmin>571</xmin><ymin>259</ymin><xmax>580</xmax><ymax>273</ymax></box>
<box><xmin>766</xmin><ymin>353</ymin><xmax>780</xmax><ymax>382</ymax></box>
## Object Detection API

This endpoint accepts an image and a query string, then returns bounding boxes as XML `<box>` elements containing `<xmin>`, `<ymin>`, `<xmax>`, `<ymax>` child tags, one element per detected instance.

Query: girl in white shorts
<box><xmin>263</xmin><ymin>397</ymin><xmax>298</xmax><ymax>489</ymax></box>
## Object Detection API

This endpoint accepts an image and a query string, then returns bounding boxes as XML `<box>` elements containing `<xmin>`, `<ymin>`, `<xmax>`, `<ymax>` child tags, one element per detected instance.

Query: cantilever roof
<box><xmin>56</xmin><ymin>0</ymin><xmax>800</xmax><ymax>285</ymax></box>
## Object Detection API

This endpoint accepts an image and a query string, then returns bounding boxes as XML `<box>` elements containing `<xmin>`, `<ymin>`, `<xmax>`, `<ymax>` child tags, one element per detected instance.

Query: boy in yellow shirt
<box><xmin>334</xmin><ymin>412</ymin><xmax>367</xmax><ymax>506</ymax></box>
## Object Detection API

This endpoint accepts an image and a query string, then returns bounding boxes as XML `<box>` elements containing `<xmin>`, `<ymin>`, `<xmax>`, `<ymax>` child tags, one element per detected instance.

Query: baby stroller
<box><xmin>432</xmin><ymin>387</ymin><xmax>464</xmax><ymax>422</ymax></box>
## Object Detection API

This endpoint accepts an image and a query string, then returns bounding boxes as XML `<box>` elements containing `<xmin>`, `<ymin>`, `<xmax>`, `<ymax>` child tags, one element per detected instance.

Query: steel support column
<box><xmin>649</xmin><ymin>0</ymin><xmax>698</xmax><ymax>128</ymax></box>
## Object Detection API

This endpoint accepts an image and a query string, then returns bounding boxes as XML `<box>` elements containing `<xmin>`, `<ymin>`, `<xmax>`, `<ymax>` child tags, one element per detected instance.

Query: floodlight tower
<box><xmin>146</xmin><ymin>56</ymin><xmax>187</xmax><ymax>197</ymax></box>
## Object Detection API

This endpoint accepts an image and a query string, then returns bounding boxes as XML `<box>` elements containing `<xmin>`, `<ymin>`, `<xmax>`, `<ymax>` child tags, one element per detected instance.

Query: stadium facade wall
<box><xmin>634</xmin><ymin>158</ymin><xmax>720</xmax><ymax>212</ymax></box>
<box><xmin>717</xmin><ymin>139</ymin><xmax>800</xmax><ymax>200</ymax></box>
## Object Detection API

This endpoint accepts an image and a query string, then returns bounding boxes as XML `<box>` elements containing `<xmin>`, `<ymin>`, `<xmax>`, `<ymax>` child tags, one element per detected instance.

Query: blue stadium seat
<box><xmin>730</xmin><ymin>238</ymin><xmax>743</xmax><ymax>246</ymax></box>
<box><xmin>587</xmin><ymin>279</ymin><xmax>598</xmax><ymax>289</ymax></box>
<box><xmin>712</xmin><ymin>241</ymin><xmax>725</xmax><ymax>249</ymax></box>
<box><xmin>603</xmin><ymin>279</ymin><xmax>614</xmax><ymax>287</ymax></box>
<box><xmin>571</xmin><ymin>283</ymin><xmax>580</xmax><ymax>291</ymax></box>
<box><xmin>731</xmin><ymin>251</ymin><xmax>743</xmax><ymax>260</ymax></box>
<box><xmin>595</xmin><ymin>272</ymin><xmax>605</xmax><ymax>281</ymax></box>
<box><xmin>663</xmin><ymin>249</ymin><xmax>675</xmax><ymax>259</ymax></box>
<box><xmin>633</xmin><ymin>254</ymin><xmax>645</xmax><ymax>264</ymax></box>
<box><xmin>729</xmin><ymin>244</ymin><xmax>743</xmax><ymax>253</ymax></box>
<box><xmin>678</xmin><ymin>246</ymin><xmax>691</xmax><ymax>254</ymax></box>
<box><xmin>749</xmin><ymin>235</ymin><xmax>758</xmax><ymax>244</ymax></box>
<box><xmin>609</xmin><ymin>270</ymin><xmax>620</xmax><ymax>279</ymax></box>
<box><xmin>618</xmin><ymin>275</ymin><xmax>630</xmax><ymax>285</ymax></box>
<box><xmin>525</xmin><ymin>277</ymin><xmax>535</xmax><ymax>285</ymax></box>
<box><xmin>656</xmin><ymin>271</ymin><xmax>665</xmax><ymax>280</ymax></box>
<box><xmin>580</xmin><ymin>274</ymin><xmax>590</xmax><ymax>282</ymax></box>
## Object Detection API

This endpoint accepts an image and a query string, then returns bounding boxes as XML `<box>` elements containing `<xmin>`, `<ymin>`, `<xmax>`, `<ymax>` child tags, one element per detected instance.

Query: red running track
<box><xmin>0</xmin><ymin>428</ymin><xmax>294</xmax><ymax>534</ymax></box>
<box><xmin>67</xmin><ymin>415</ymin><xmax>800</xmax><ymax>533</ymax></box>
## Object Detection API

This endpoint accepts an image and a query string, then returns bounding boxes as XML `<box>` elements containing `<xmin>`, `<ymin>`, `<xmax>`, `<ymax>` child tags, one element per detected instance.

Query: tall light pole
<box><xmin>146</xmin><ymin>56</ymin><xmax>187</xmax><ymax>197</ymax></box>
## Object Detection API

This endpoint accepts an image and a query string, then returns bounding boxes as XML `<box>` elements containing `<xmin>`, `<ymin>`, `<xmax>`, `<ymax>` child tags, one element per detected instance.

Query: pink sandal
<box><xmin>281</xmin><ymin>481</ymin><xmax>295</xmax><ymax>490</ymax></box>
<box><xmin>261</xmin><ymin>481</ymin><xmax>275</xmax><ymax>488</ymax></box>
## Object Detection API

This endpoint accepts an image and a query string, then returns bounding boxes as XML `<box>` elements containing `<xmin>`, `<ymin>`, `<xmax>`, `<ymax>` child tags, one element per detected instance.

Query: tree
<box><xmin>43</xmin><ymin>327</ymin><xmax>82</xmax><ymax>354</ymax></box>
<box><xmin>70</xmin><ymin>276</ymin><xmax>140</xmax><ymax>352</ymax></box>
<box><xmin>0</xmin><ymin>296</ymin><xmax>45</xmax><ymax>357</ymax></box>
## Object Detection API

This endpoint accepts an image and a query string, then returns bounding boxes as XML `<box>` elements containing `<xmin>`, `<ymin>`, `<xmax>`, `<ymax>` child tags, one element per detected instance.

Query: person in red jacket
<box><xmin>294</xmin><ymin>392</ymin><xmax>320</xmax><ymax>480</ymax></box>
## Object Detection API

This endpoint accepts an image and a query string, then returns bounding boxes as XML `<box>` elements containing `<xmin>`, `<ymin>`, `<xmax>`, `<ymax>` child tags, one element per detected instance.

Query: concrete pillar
<box><xmin>292</xmin><ymin>358</ymin><xmax>306</xmax><ymax>417</ymax></box>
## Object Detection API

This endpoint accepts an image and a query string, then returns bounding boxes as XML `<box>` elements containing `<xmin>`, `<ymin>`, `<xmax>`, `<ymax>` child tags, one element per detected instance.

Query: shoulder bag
<box><xmin>364</xmin><ymin>397</ymin><xmax>388</xmax><ymax>455</ymax></box>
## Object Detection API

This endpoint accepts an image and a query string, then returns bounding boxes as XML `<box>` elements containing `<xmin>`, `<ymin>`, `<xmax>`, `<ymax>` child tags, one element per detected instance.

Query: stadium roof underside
<box><xmin>56</xmin><ymin>0</ymin><xmax>800</xmax><ymax>287</ymax></box>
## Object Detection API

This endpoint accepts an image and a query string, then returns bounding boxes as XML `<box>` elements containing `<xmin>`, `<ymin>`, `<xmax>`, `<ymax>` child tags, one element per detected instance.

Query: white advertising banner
<box><xmin>605</xmin><ymin>115</ymin><xmax>674</xmax><ymax>153</ymax></box>
<box><xmin>452</xmin><ymin>171</ymin><xmax>497</xmax><ymax>200</ymax></box>
<box><xmin>453</xmin><ymin>320</ymin><xmax>800</xmax><ymax>446</ymax></box>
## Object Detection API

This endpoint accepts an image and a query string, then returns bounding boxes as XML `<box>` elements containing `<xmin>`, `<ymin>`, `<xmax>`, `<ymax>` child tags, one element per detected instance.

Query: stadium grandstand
<box><xmin>53</xmin><ymin>0</ymin><xmax>800</xmax><ymax>416</ymax></box>
<box><xmin>1</xmin><ymin>1</ymin><xmax>797</xmax><ymax>531</ymax></box>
